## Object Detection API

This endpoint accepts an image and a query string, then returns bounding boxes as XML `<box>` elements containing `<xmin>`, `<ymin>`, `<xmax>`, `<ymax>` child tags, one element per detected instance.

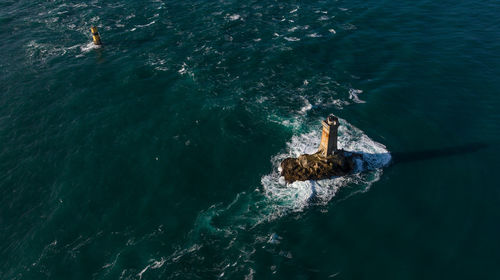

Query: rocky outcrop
<box><xmin>280</xmin><ymin>150</ymin><xmax>357</xmax><ymax>183</ymax></box>
<box><xmin>280</xmin><ymin>114</ymin><xmax>358</xmax><ymax>183</ymax></box>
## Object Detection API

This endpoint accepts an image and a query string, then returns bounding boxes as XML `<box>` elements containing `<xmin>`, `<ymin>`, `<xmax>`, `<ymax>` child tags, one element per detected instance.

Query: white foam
<box><xmin>228</xmin><ymin>14</ymin><xmax>241</xmax><ymax>21</ymax></box>
<box><xmin>151</xmin><ymin>258</ymin><xmax>166</xmax><ymax>269</ymax></box>
<box><xmin>349</xmin><ymin>88</ymin><xmax>365</xmax><ymax>103</ymax></box>
<box><xmin>267</xmin><ymin>114</ymin><xmax>303</xmax><ymax>131</ymax></box>
<box><xmin>135</xmin><ymin>20</ymin><xmax>156</xmax><ymax>28</ymax></box>
<box><xmin>149</xmin><ymin>59</ymin><xmax>168</xmax><ymax>71</ymax></box>
<box><xmin>268</xmin><ymin>233</ymin><xmax>282</xmax><ymax>244</ymax></box>
<box><xmin>299</xmin><ymin>99</ymin><xmax>312</xmax><ymax>115</ymax></box>
<box><xmin>255</xmin><ymin>96</ymin><xmax>268</xmax><ymax>104</ymax></box>
<box><xmin>191</xmin><ymin>119</ymin><xmax>390</xmax><ymax>229</ymax></box>
<box><xmin>161</xmin><ymin>118</ymin><xmax>391</xmax><ymax>277</ymax></box>
<box><xmin>137</xmin><ymin>257</ymin><xmax>165</xmax><ymax>280</ymax></box>
<box><xmin>260</xmin><ymin>118</ymin><xmax>390</xmax><ymax>219</ymax></box>
<box><xmin>307</xmin><ymin>33</ymin><xmax>322</xmax><ymax>38</ymax></box>
<box><xmin>26</xmin><ymin>40</ymin><xmax>100</xmax><ymax>62</ymax></box>
<box><xmin>80</xmin><ymin>42</ymin><xmax>100</xmax><ymax>53</ymax></box>
<box><xmin>178</xmin><ymin>62</ymin><xmax>188</xmax><ymax>75</ymax></box>
<box><xmin>284</xmin><ymin>37</ymin><xmax>300</xmax><ymax>42</ymax></box>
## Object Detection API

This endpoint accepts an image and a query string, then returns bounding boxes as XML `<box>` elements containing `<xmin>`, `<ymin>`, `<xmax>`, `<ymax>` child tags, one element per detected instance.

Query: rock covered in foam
<box><xmin>280</xmin><ymin>150</ymin><xmax>357</xmax><ymax>183</ymax></box>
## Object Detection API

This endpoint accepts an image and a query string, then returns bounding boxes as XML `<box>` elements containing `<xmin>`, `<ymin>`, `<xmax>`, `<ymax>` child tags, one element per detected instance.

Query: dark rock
<box><xmin>280</xmin><ymin>150</ymin><xmax>358</xmax><ymax>183</ymax></box>
<box><xmin>281</xmin><ymin>114</ymin><xmax>358</xmax><ymax>184</ymax></box>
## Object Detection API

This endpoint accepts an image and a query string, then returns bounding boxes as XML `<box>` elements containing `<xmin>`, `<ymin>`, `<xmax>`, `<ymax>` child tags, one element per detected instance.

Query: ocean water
<box><xmin>1</xmin><ymin>0</ymin><xmax>500</xmax><ymax>279</ymax></box>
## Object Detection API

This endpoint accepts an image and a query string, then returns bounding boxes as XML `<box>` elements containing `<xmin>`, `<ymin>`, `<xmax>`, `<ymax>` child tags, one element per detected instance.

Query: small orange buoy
<box><xmin>90</xmin><ymin>26</ymin><xmax>102</xmax><ymax>45</ymax></box>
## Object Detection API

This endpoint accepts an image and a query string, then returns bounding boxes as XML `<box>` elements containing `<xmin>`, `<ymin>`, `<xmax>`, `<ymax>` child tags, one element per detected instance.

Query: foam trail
<box><xmin>189</xmin><ymin>118</ymin><xmax>391</xmax><ymax>231</ymax></box>
<box><xmin>80</xmin><ymin>42</ymin><xmax>101</xmax><ymax>52</ymax></box>
<box><xmin>158</xmin><ymin>118</ymin><xmax>391</xmax><ymax>277</ymax></box>
<box><xmin>260</xmin><ymin>118</ymin><xmax>390</xmax><ymax>218</ymax></box>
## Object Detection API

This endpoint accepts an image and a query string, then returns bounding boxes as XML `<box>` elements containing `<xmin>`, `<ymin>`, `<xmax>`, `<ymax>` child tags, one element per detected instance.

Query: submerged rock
<box><xmin>280</xmin><ymin>150</ymin><xmax>357</xmax><ymax>183</ymax></box>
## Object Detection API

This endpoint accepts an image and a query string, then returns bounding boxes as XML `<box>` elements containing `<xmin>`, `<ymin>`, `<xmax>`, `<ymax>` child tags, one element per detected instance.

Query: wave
<box><xmin>138</xmin><ymin>118</ymin><xmax>391</xmax><ymax>278</ymax></box>
<box><xmin>260</xmin><ymin>118</ymin><xmax>390</xmax><ymax>219</ymax></box>
<box><xmin>25</xmin><ymin>40</ymin><xmax>100</xmax><ymax>63</ymax></box>
<box><xmin>349</xmin><ymin>88</ymin><xmax>365</xmax><ymax>103</ymax></box>
<box><xmin>228</xmin><ymin>14</ymin><xmax>241</xmax><ymax>21</ymax></box>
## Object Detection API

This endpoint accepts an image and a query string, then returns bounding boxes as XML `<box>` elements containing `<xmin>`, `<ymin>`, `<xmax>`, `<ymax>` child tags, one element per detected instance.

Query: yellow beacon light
<box><xmin>90</xmin><ymin>26</ymin><xmax>102</xmax><ymax>45</ymax></box>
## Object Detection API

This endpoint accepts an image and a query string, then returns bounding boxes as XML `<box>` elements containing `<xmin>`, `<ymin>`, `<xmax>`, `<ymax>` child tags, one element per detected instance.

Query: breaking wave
<box><xmin>199</xmin><ymin>116</ymin><xmax>391</xmax><ymax>232</ymax></box>
<box><xmin>260</xmin><ymin>117</ymin><xmax>391</xmax><ymax>221</ymax></box>
<box><xmin>141</xmin><ymin>118</ymin><xmax>391</xmax><ymax>278</ymax></box>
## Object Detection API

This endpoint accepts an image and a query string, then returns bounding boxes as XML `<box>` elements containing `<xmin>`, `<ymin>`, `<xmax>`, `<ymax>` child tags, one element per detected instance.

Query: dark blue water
<box><xmin>1</xmin><ymin>0</ymin><xmax>500</xmax><ymax>279</ymax></box>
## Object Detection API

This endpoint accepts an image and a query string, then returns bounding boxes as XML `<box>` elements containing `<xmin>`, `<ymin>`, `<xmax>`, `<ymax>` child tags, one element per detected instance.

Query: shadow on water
<box><xmin>305</xmin><ymin>142</ymin><xmax>489</xmax><ymax>203</ymax></box>
<box><xmin>390</xmin><ymin>142</ymin><xmax>489</xmax><ymax>165</ymax></box>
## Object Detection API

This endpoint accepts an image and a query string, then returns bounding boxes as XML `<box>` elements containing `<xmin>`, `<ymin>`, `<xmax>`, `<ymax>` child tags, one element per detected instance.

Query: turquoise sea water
<box><xmin>1</xmin><ymin>0</ymin><xmax>500</xmax><ymax>279</ymax></box>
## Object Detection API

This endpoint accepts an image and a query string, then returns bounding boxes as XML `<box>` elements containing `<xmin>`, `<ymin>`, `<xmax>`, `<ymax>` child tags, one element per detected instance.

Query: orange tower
<box><xmin>318</xmin><ymin>114</ymin><xmax>339</xmax><ymax>156</ymax></box>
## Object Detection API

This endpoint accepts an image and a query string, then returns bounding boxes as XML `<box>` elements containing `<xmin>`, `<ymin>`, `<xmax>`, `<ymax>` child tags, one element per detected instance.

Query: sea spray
<box><xmin>153</xmin><ymin>118</ymin><xmax>391</xmax><ymax>278</ymax></box>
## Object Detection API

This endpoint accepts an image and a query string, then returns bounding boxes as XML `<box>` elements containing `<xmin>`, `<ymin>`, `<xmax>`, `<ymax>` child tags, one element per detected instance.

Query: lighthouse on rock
<box><xmin>318</xmin><ymin>114</ymin><xmax>339</xmax><ymax>156</ymax></box>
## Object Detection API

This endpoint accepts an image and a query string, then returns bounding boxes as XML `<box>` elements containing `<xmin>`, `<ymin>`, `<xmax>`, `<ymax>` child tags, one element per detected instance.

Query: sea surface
<box><xmin>1</xmin><ymin>0</ymin><xmax>500</xmax><ymax>279</ymax></box>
